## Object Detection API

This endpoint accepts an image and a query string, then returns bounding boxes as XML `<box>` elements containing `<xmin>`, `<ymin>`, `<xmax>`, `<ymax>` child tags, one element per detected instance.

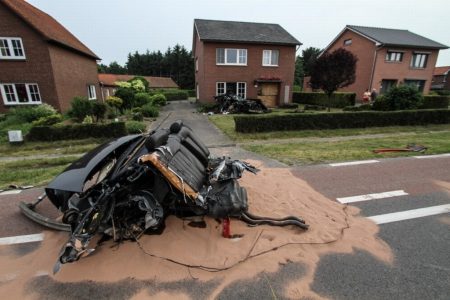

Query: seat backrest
<box><xmin>170</xmin><ymin>120</ymin><xmax>210</xmax><ymax>166</ymax></box>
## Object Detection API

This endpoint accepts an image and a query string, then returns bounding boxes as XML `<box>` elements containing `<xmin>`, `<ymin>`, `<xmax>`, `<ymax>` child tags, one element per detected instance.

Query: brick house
<box><xmin>431</xmin><ymin>66</ymin><xmax>450</xmax><ymax>91</ymax></box>
<box><xmin>0</xmin><ymin>0</ymin><xmax>100</xmax><ymax>112</ymax></box>
<box><xmin>304</xmin><ymin>25</ymin><xmax>448</xmax><ymax>99</ymax></box>
<box><xmin>98</xmin><ymin>74</ymin><xmax>179</xmax><ymax>100</ymax></box>
<box><xmin>193</xmin><ymin>19</ymin><xmax>301</xmax><ymax>107</ymax></box>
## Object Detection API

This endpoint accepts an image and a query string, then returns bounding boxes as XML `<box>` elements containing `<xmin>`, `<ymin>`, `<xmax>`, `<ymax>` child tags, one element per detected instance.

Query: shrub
<box><xmin>126</xmin><ymin>121</ymin><xmax>146</xmax><ymax>134</ymax></box>
<box><xmin>141</xmin><ymin>103</ymin><xmax>159</xmax><ymax>117</ymax></box>
<box><xmin>92</xmin><ymin>101</ymin><xmax>108</xmax><ymax>121</ymax></box>
<box><xmin>149</xmin><ymin>90</ymin><xmax>188</xmax><ymax>101</ymax></box>
<box><xmin>234</xmin><ymin>109</ymin><xmax>450</xmax><ymax>133</ymax></box>
<box><xmin>27</xmin><ymin>122</ymin><xmax>127</xmax><ymax>141</ymax></box>
<box><xmin>150</xmin><ymin>93</ymin><xmax>167</xmax><ymax>106</ymax></box>
<box><xmin>376</xmin><ymin>85</ymin><xmax>424</xmax><ymax>111</ymax></box>
<box><xmin>187</xmin><ymin>89</ymin><xmax>196</xmax><ymax>97</ymax></box>
<box><xmin>114</xmin><ymin>87</ymin><xmax>135</xmax><ymax>109</ymax></box>
<box><xmin>32</xmin><ymin>114</ymin><xmax>63</xmax><ymax>126</ymax></box>
<box><xmin>420</xmin><ymin>95</ymin><xmax>449</xmax><ymax>109</ymax></box>
<box><xmin>134</xmin><ymin>92</ymin><xmax>153</xmax><ymax>107</ymax></box>
<box><xmin>292</xmin><ymin>92</ymin><xmax>356</xmax><ymax>108</ymax></box>
<box><xmin>68</xmin><ymin>96</ymin><xmax>93</xmax><ymax>122</ymax></box>
<box><xmin>10</xmin><ymin>104</ymin><xmax>57</xmax><ymax>122</ymax></box>
<box><xmin>82</xmin><ymin>115</ymin><xmax>93</xmax><ymax>124</ymax></box>
<box><xmin>132</xmin><ymin>112</ymin><xmax>144</xmax><ymax>121</ymax></box>
<box><xmin>106</xmin><ymin>96</ymin><xmax>123</xmax><ymax>110</ymax></box>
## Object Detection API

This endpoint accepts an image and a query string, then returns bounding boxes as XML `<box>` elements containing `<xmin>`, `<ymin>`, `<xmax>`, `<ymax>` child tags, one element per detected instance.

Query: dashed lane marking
<box><xmin>329</xmin><ymin>160</ymin><xmax>379</xmax><ymax>167</ymax></box>
<box><xmin>414</xmin><ymin>153</ymin><xmax>450</xmax><ymax>159</ymax></box>
<box><xmin>0</xmin><ymin>233</ymin><xmax>44</xmax><ymax>245</ymax></box>
<box><xmin>0</xmin><ymin>190</ymin><xmax>22</xmax><ymax>196</ymax></box>
<box><xmin>368</xmin><ymin>204</ymin><xmax>450</xmax><ymax>225</ymax></box>
<box><xmin>337</xmin><ymin>190</ymin><xmax>408</xmax><ymax>204</ymax></box>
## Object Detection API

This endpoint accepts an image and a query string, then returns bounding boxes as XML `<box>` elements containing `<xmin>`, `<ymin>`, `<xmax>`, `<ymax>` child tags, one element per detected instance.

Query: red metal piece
<box><xmin>222</xmin><ymin>217</ymin><xmax>231</xmax><ymax>238</ymax></box>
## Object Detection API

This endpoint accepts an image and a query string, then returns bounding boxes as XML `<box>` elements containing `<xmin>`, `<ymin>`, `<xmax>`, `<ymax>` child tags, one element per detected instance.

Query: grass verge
<box><xmin>0</xmin><ymin>157</ymin><xmax>77</xmax><ymax>189</ymax></box>
<box><xmin>242</xmin><ymin>131</ymin><xmax>450</xmax><ymax>165</ymax></box>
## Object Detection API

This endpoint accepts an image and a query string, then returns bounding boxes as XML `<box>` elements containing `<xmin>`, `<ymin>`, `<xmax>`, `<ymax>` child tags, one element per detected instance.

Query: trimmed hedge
<box><xmin>292</xmin><ymin>92</ymin><xmax>356</xmax><ymax>108</ymax></box>
<box><xmin>149</xmin><ymin>90</ymin><xmax>188</xmax><ymax>101</ymax></box>
<box><xmin>187</xmin><ymin>89</ymin><xmax>196</xmax><ymax>97</ymax></box>
<box><xmin>27</xmin><ymin>122</ymin><xmax>127</xmax><ymax>141</ymax></box>
<box><xmin>234</xmin><ymin>109</ymin><xmax>450</xmax><ymax>133</ymax></box>
<box><xmin>420</xmin><ymin>95</ymin><xmax>449</xmax><ymax>109</ymax></box>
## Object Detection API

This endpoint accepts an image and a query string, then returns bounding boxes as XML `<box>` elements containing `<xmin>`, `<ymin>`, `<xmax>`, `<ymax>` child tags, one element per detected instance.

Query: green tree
<box><xmin>309</xmin><ymin>48</ymin><xmax>357</xmax><ymax>111</ymax></box>
<box><xmin>302</xmin><ymin>47</ymin><xmax>321</xmax><ymax>76</ymax></box>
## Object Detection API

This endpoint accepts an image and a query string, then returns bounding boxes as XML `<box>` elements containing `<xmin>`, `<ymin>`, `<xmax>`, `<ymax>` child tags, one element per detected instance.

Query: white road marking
<box><xmin>368</xmin><ymin>204</ymin><xmax>450</xmax><ymax>224</ymax></box>
<box><xmin>414</xmin><ymin>153</ymin><xmax>450</xmax><ymax>159</ymax></box>
<box><xmin>0</xmin><ymin>190</ymin><xmax>22</xmax><ymax>196</ymax></box>
<box><xmin>337</xmin><ymin>190</ymin><xmax>408</xmax><ymax>204</ymax></box>
<box><xmin>0</xmin><ymin>233</ymin><xmax>44</xmax><ymax>245</ymax></box>
<box><xmin>329</xmin><ymin>160</ymin><xmax>379</xmax><ymax>167</ymax></box>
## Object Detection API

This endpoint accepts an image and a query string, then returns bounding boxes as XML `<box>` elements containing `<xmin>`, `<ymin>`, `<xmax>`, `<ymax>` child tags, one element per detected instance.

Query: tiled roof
<box><xmin>347</xmin><ymin>25</ymin><xmax>448</xmax><ymax>49</ymax></box>
<box><xmin>433</xmin><ymin>66</ymin><xmax>450</xmax><ymax>76</ymax></box>
<box><xmin>194</xmin><ymin>19</ymin><xmax>301</xmax><ymax>46</ymax></box>
<box><xmin>98</xmin><ymin>74</ymin><xmax>179</xmax><ymax>89</ymax></box>
<box><xmin>1</xmin><ymin>0</ymin><xmax>99</xmax><ymax>59</ymax></box>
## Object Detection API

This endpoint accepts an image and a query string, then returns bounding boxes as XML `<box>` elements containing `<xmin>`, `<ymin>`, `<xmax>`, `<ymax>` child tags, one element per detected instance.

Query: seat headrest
<box><xmin>169</xmin><ymin>120</ymin><xmax>183</xmax><ymax>133</ymax></box>
<box><xmin>145</xmin><ymin>129</ymin><xmax>169</xmax><ymax>151</ymax></box>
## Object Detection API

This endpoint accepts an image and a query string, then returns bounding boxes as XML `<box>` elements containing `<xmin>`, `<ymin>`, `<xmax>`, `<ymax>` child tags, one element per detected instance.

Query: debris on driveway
<box><xmin>214</xmin><ymin>93</ymin><xmax>269</xmax><ymax>114</ymax></box>
<box><xmin>373</xmin><ymin>144</ymin><xmax>427</xmax><ymax>153</ymax></box>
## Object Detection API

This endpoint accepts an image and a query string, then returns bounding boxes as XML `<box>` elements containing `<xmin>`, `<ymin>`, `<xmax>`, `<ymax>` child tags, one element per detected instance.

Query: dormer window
<box><xmin>0</xmin><ymin>37</ymin><xmax>26</xmax><ymax>59</ymax></box>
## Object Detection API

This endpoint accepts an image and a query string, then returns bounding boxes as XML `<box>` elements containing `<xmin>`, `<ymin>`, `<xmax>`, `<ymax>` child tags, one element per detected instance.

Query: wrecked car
<box><xmin>20</xmin><ymin>120</ymin><xmax>307</xmax><ymax>272</ymax></box>
<box><xmin>214</xmin><ymin>93</ymin><xmax>269</xmax><ymax>114</ymax></box>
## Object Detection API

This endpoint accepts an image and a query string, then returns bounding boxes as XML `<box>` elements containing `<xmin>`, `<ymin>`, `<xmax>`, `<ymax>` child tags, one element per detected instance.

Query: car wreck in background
<box><xmin>20</xmin><ymin>120</ymin><xmax>307</xmax><ymax>272</ymax></box>
<box><xmin>214</xmin><ymin>93</ymin><xmax>269</xmax><ymax>114</ymax></box>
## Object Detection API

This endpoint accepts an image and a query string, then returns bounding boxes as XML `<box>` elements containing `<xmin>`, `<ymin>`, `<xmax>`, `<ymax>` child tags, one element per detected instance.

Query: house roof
<box><xmin>1</xmin><ymin>0</ymin><xmax>100</xmax><ymax>59</ymax></box>
<box><xmin>347</xmin><ymin>25</ymin><xmax>448</xmax><ymax>49</ymax></box>
<box><xmin>98</xmin><ymin>74</ymin><xmax>179</xmax><ymax>89</ymax></box>
<box><xmin>194</xmin><ymin>19</ymin><xmax>301</xmax><ymax>46</ymax></box>
<box><xmin>433</xmin><ymin>66</ymin><xmax>450</xmax><ymax>76</ymax></box>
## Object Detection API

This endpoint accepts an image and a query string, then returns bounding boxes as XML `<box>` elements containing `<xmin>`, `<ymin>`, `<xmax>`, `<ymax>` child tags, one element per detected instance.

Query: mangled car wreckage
<box><xmin>20</xmin><ymin>120</ymin><xmax>308</xmax><ymax>272</ymax></box>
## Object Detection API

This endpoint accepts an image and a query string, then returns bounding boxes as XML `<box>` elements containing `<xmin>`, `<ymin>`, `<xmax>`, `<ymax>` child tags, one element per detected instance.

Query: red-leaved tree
<box><xmin>309</xmin><ymin>48</ymin><xmax>357</xmax><ymax>111</ymax></box>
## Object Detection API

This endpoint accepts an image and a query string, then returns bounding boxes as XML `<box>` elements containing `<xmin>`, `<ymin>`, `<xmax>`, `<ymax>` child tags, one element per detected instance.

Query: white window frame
<box><xmin>0</xmin><ymin>37</ymin><xmax>26</xmax><ymax>59</ymax></box>
<box><xmin>0</xmin><ymin>83</ymin><xmax>42</xmax><ymax>105</ymax></box>
<box><xmin>410</xmin><ymin>53</ymin><xmax>428</xmax><ymax>69</ymax></box>
<box><xmin>88</xmin><ymin>84</ymin><xmax>97</xmax><ymax>100</ymax></box>
<box><xmin>385</xmin><ymin>51</ymin><xmax>403</xmax><ymax>62</ymax></box>
<box><xmin>237</xmin><ymin>82</ymin><xmax>247</xmax><ymax>99</ymax></box>
<box><xmin>216</xmin><ymin>48</ymin><xmax>247</xmax><ymax>66</ymax></box>
<box><xmin>262</xmin><ymin>50</ymin><xmax>279</xmax><ymax>66</ymax></box>
<box><xmin>216</xmin><ymin>82</ymin><xmax>226</xmax><ymax>96</ymax></box>
<box><xmin>216</xmin><ymin>82</ymin><xmax>247</xmax><ymax>98</ymax></box>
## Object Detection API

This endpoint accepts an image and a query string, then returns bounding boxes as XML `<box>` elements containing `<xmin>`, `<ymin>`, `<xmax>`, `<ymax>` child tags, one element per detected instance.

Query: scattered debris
<box><xmin>20</xmin><ymin>120</ymin><xmax>307</xmax><ymax>273</ymax></box>
<box><xmin>373</xmin><ymin>144</ymin><xmax>427</xmax><ymax>153</ymax></box>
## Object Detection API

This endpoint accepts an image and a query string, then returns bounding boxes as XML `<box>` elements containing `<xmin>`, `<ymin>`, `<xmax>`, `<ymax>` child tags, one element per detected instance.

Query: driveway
<box><xmin>150</xmin><ymin>100</ymin><xmax>285</xmax><ymax>168</ymax></box>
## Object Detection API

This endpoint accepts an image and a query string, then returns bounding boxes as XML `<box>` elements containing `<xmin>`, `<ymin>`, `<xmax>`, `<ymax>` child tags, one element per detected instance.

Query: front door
<box><xmin>257</xmin><ymin>83</ymin><xmax>279</xmax><ymax>107</ymax></box>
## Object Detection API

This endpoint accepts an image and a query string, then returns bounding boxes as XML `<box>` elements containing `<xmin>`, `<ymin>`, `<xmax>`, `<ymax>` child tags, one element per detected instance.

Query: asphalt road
<box><xmin>1</xmin><ymin>154</ymin><xmax>449</xmax><ymax>299</ymax></box>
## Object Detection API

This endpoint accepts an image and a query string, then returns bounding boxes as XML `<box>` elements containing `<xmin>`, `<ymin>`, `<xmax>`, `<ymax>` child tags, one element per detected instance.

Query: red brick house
<box><xmin>193</xmin><ymin>19</ymin><xmax>301</xmax><ymax>107</ymax></box>
<box><xmin>98</xmin><ymin>74</ymin><xmax>179</xmax><ymax>100</ymax></box>
<box><xmin>0</xmin><ymin>0</ymin><xmax>100</xmax><ymax>112</ymax></box>
<box><xmin>431</xmin><ymin>66</ymin><xmax>450</xmax><ymax>91</ymax></box>
<box><xmin>304</xmin><ymin>25</ymin><xmax>448</xmax><ymax>99</ymax></box>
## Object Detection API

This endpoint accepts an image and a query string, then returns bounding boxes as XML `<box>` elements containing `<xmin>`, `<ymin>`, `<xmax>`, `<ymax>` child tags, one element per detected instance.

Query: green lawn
<box><xmin>243</xmin><ymin>131</ymin><xmax>450</xmax><ymax>165</ymax></box>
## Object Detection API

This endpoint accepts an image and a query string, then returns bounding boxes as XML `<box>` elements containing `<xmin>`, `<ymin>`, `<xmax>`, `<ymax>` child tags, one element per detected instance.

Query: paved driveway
<box><xmin>150</xmin><ymin>100</ymin><xmax>285</xmax><ymax>168</ymax></box>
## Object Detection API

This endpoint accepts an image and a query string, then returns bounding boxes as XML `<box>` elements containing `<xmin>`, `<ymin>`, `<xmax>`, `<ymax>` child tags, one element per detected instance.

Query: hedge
<box><xmin>420</xmin><ymin>95</ymin><xmax>449</xmax><ymax>109</ymax></box>
<box><xmin>234</xmin><ymin>109</ymin><xmax>450</xmax><ymax>133</ymax></box>
<box><xmin>27</xmin><ymin>122</ymin><xmax>127</xmax><ymax>141</ymax></box>
<box><xmin>149</xmin><ymin>90</ymin><xmax>188</xmax><ymax>101</ymax></box>
<box><xmin>187</xmin><ymin>89</ymin><xmax>196</xmax><ymax>97</ymax></box>
<box><xmin>292</xmin><ymin>92</ymin><xmax>356</xmax><ymax>108</ymax></box>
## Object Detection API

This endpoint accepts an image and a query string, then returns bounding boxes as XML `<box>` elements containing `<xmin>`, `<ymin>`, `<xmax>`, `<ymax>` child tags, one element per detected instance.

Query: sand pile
<box><xmin>0</xmin><ymin>163</ymin><xmax>393</xmax><ymax>299</ymax></box>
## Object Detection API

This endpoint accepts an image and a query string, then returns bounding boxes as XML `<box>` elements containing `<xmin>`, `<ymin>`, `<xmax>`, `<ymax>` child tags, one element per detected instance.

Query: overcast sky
<box><xmin>28</xmin><ymin>0</ymin><xmax>450</xmax><ymax>66</ymax></box>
